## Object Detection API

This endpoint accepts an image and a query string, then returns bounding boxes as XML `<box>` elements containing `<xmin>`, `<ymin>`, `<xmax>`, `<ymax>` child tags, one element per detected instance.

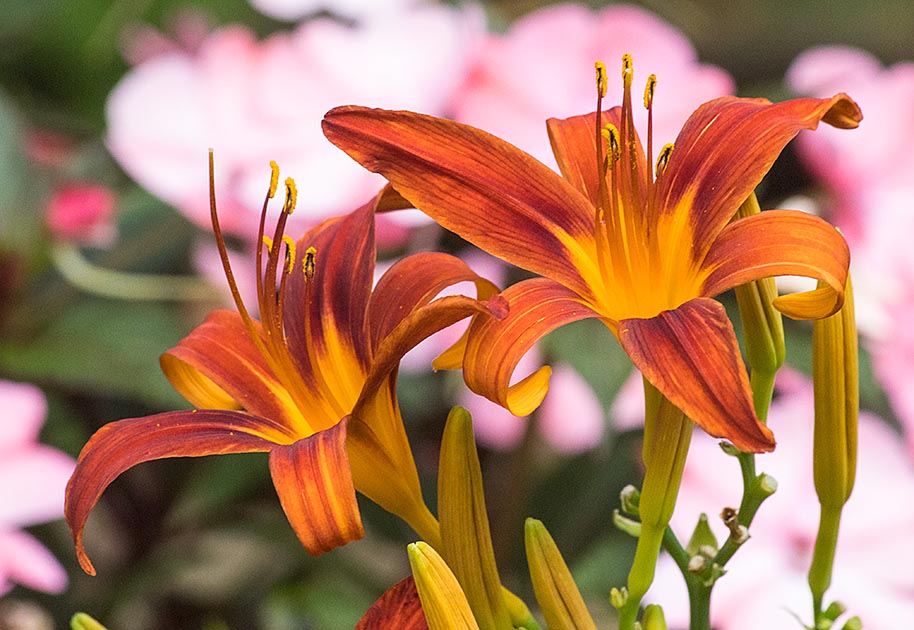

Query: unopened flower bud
<box><xmin>525</xmin><ymin>518</ymin><xmax>597</xmax><ymax>630</ymax></box>
<box><xmin>642</xmin><ymin>604</ymin><xmax>668</xmax><ymax>630</ymax></box>
<box><xmin>71</xmin><ymin>613</ymin><xmax>109</xmax><ymax>630</ymax></box>
<box><xmin>620</xmin><ymin>484</ymin><xmax>641</xmax><ymax>516</ymax></box>
<box><xmin>734</xmin><ymin>192</ymin><xmax>785</xmax><ymax>422</ymax></box>
<box><xmin>813</xmin><ymin>275</ymin><xmax>858</xmax><ymax>509</ymax></box>
<box><xmin>408</xmin><ymin>542</ymin><xmax>479</xmax><ymax>630</ymax></box>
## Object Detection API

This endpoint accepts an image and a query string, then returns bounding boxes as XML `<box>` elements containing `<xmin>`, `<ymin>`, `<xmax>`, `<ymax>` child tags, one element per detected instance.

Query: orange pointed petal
<box><xmin>64</xmin><ymin>410</ymin><xmax>285</xmax><ymax>575</ymax></box>
<box><xmin>322</xmin><ymin>106</ymin><xmax>598</xmax><ymax>300</ymax></box>
<box><xmin>618</xmin><ymin>298</ymin><xmax>775</xmax><ymax>453</ymax></box>
<box><xmin>161</xmin><ymin>310</ymin><xmax>304</xmax><ymax>426</ymax></box>
<box><xmin>657</xmin><ymin>93</ymin><xmax>861</xmax><ymax>261</ymax></box>
<box><xmin>462</xmin><ymin>278</ymin><xmax>601</xmax><ymax>416</ymax></box>
<box><xmin>269</xmin><ymin>418</ymin><xmax>364</xmax><ymax>556</ymax></box>
<box><xmin>368</xmin><ymin>252</ymin><xmax>500</xmax><ymax>353</ymax></box>
<box><xmin>357</xmin><ymin>577</ymin><xmax>429</xmax><ymax>630</ymax></box>
<box><xmin>700</xmin><ymin>210</ymin><xmax>850</xmax><ymax>319</ymax></box>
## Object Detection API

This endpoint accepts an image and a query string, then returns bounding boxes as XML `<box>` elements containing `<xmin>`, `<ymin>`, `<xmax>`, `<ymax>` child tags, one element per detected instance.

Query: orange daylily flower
<box><xmin>322</xmin><ymin>56</ymin><xmax>862</xmax><ymax>453</ymax></box>
<box><xmin>64</xmin><ymin>156</ymin><xmax>503</xmax><ymax>575</ymax></box>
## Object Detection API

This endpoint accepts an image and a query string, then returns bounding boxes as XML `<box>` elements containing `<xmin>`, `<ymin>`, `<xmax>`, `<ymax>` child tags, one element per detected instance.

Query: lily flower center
<box><xmin>592</xmin><ymin>56</ymin><xmax>701</xmax><ymax>324</ymax></box>
<box><xmin>208</xmin><ymin>153</ymin><xmax>351</xmax><ymax>440</ymax></box>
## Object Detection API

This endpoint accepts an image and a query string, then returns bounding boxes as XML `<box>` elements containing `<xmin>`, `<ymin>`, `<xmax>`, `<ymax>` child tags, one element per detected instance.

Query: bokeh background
<box><xmin>1</xmin><ymin>1</ymin><xmax>913</xmax><ymax>628</ymax></box>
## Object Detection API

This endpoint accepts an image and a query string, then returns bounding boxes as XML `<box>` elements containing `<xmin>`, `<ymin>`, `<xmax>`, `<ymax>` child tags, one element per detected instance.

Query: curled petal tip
<box><xmin>484</xmin><ymin>294</ymin><xmax>509</xmax><ymax>319</ymax></box>
<box><xmin>822</xmin><ymin>92</ymin><xmax>863</xmax><ymax>129</ymax></box>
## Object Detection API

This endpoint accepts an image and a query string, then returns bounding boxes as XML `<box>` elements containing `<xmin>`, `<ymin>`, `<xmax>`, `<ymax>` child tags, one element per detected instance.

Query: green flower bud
<box><xmin>438</xmin><ymin>407</ymin><xmax>511</xmax><ymax>629</ymax></box>
<box><xmin>408</xmin><ymin>541</ymin><xmax>480</xmax><ymax>630</ymax></box>
<box><xmin>71</xmin><ymin>613</ymin><xmax>108</xmax><ymax>630</ymax></box>
<box><xmin>524</xmin><ymin>518</ymin><xmax>596</xmax><ymax>630</ymax></box>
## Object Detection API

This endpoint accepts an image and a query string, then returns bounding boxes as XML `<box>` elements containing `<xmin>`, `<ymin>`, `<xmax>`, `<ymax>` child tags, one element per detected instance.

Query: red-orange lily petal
<box><xmin>619</xmin><ymin>298</ymin><xmax>774</xmax><ymax>452</ymax></box>
<box><xmin>658</xmin><ymin>94</ymin><xmax>860</xmax><ymax>262</ymax></box>
<box><xmin>65</xmin><ymin>410</ymin><xmax>288</xmax><ymax>575</ymax></box>
<box><xmin>700</xmin><ymin>210</ymin><xmax>850</xmax><ymax>319</ymax></box>
<box><xmin>269</xmin><ymin>418</ymin><xmax>363</xmax><ymax>556</ymax></box>
<box><xmin>462</xmin><ymin>278</ymin><xmax>601</xmax><ymax>417</ymax></box>
<box><xmin>368</xmin><ymin>252</ymin><xmax>500</xmax><ymax>349</ymax></box>
<box><xmin>322</xmin><ymin>107</ymin><xmax>599</xmax><ymax>302</ymax></box>
<box><xmin>357</xmin><ymin>577</ymin><xmax>429</xmax><ymax>630</ymax></box>
<box><xmin>323</xmin><ymin>57</ymin><xmax>860</xmax><ymax>453</ymax></box>
<box><xmin>161</xmin><ymin>309</ymin><xmax>305</xmax><ymax>428</ymax></box>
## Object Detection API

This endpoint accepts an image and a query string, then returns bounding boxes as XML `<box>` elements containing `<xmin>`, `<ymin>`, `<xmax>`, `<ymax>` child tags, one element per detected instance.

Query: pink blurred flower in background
<box><xmin>45</xmin><ymin>183</ymin><xmax>117</xmax><ymax>246</ymax></box>
<box><xmin>635</xmin><ymin>371</ymin><xmax>914</xmax><ymax>630</ymax></box>
<box><xmin>249</xmin><ymin>0</ymin><xmax>416</xmax><ymax>23</ymax></box>
<box><xmin>0</xmin><ymin>380</ymin><xmax>75</xmax><ymax>595</ymax></box>
<box><xmin>106</xmin><ymin>6</ymin><xmax>482</xmax><ymax>239</ymax></box>
<box><xmin>787</xmin><ymin>47</ymin><xmax>914</xmax><ymax>446</ymax></box>
<box><xmin>452</xmin><ymin>3</ymin><xmax>734</xmax><ymax>167</ymax></box>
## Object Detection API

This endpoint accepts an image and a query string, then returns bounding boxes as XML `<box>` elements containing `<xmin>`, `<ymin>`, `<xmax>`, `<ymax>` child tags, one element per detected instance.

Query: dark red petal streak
<box><xmin>463</xmin><ymin>278</ymin><xmax>601</xmax><ymax>416</ymax></box>
<box><xmin>269</xmin><ymin>418</ymin><xmax>364</xmax><ymax>556</ymax></box>
<box><xmin>65</xmin><ymin>410</ymin><xmax>284</xmax><ymax>575</ymax></box>
<box><xmin>356</xmin><ymin>576</ymin><xmax>429</xmax><ymax>630</ymax></box>
<box><xmin>323</xmin><ymin>107</ymin><xmax>598</xmax><ymax>300</ymax></box>
<box><xmin>657</xmin><ymin>93</ymin><xmax>861</xmax><ymax>263</ymax></box>
<box><xmin>285</xmin><ymin>201</ymin><xmax>375</xmax><ymax>377</ymax></box>
<box><xmin>700</xmin><ymin>210</ymin><xmax>850</xmax><ymax>318</ymax></box>
<box><xmin>619</xmin><ymin>298</ymin><xmax>775</xmax><ymax>453</ymax></box>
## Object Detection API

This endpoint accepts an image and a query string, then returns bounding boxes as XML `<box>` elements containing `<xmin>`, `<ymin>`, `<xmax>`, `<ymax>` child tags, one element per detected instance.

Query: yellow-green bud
<box><xmin>734</xmin><ymin>192</ymin><xmax>785</xmax><ymax>422</ymax></box>
<box><xmin>438</xmin><ymin>407</ymin><xmax>511</xmax><ymax>629</ymax></box>
<box><xmin>408</xmin><ymin>542</ymin><xmax>480</xmax><ymax>630</ymax></box>
<box><xmin>642</xmin><ymin>604</ymin><xmax>668</xmax><ymax>630</ymax></box>
<box><xmin>71</xmin><ymin>613</ymin><xmax>109</xmax><ymax>630</ymax></box>
<box><xmin>813</xmin><ymin>275</ymin><xmax>858</xmax><ymax>508</ymax></box>
<box><xmin>524</xmin><ymin>518</ymin><xmax>597</xmax><ymax>630</ymax></box>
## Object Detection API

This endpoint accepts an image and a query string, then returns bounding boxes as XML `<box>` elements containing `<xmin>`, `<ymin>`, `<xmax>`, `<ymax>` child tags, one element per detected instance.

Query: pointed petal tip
<box><xmin>619</xmin><ymin>299</ymin><xmax>776</xmax><ymax>454</ymax></box>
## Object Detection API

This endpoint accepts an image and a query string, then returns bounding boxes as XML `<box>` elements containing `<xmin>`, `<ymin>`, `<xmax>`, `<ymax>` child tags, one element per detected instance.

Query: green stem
<box><xmin>808</xmin><ymin>504</ymin><xmax>842</xmax><ymax>623</ymax></box>
<box><xmin>619</xmin><ymin>524</ymin><xmax>666</xmax><ymax>629</ymax></box>
<box><xmin>50</xmin><ymin>242</ymin><xmax>218</xmax><ymax>301</ymax></box>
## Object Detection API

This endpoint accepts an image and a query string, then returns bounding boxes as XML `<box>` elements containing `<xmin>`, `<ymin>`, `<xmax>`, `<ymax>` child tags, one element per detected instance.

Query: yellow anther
<box><xmin>262</xmin><ymin>235</ymin><xmax>274</xmax><ymax>252</ymax></box>
<box><xmin>602</xmin><ymin>123</ymin><xmax>621</xmax><ymax>162</ymax></box>
<box><xmin>595</xmin><ymin>61</ymin><xmax>608</xmax><ymax>98</ymax></box>
<box><xmin>268</xmin><ymin>161</ymin><xmax>280</xmax><ymax>199</ymax></box>
<box><xmin>656</xmin><ymin>143</ymin><xmax>674</xmax><ymax>177</ymax></box>
<box><xmin>622</xmin><ymin>53</ymin><xmax>633</xmax><ymax>88</ymax></box>
<box><xmin>303</xmin><ymin>246</ymin><xmax>316</xmax><ymax>280</ymax></box>
<box><xmin>644</xmin><ymin>74</ymin><xmax>657</xmax><ymax>109</ymax></box>
<box><xmin>284</xmin><ymin>177</ymin><xmax>298</xmax><ymax>215</ymax></box>
<box><xmin>282</xmin><ymin>235</ymin><xmax>296</xmax><ymax>274</ymax></box>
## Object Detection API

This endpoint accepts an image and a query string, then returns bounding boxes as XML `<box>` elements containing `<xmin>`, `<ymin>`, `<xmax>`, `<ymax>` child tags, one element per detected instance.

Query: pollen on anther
<box><xmin>643</xmin><ymin>74</ymin><xmax>657</xmax><ymax>109</ymax></box>
<box><xmin>268</xmin><ymin>161</ymin><xmax>280</xmax><ymax>199</ymax></box>
<box><xmin>595</xmin><ymin>61</ymin><xmax>608</xmax><ymax>98</ymax></box>
<box><xmin>602</xmin><ymin>124</ymin><xmax>621</xmax><ymax>161</ymax></box>
<box><xmin>284</xmin><ymin>178</ymin><xmax>298</xmax><ymax>215</ymax></box>
<box><xmin>621</xmin><ymin>53</ymin><xmax>633</xmax><ymax>87</ymax></box>
<box><xmin>303</xmin><ymin>246</ymin><xmax>317</xmax><ymax>280</ymax></box>
<box><xmin>656</xmin><ymin>143</ymin><xmax>675</xmax><ymax>176</ymax></box>
<box><xmin>262</xmin><ymin>235</ymin><xmax>274</xmax><ymax>252</ymax></box>
<box><xmin>282</xmin><ymin>235</ymin><xmax>297</xmax><ymax>274</ymax></box>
